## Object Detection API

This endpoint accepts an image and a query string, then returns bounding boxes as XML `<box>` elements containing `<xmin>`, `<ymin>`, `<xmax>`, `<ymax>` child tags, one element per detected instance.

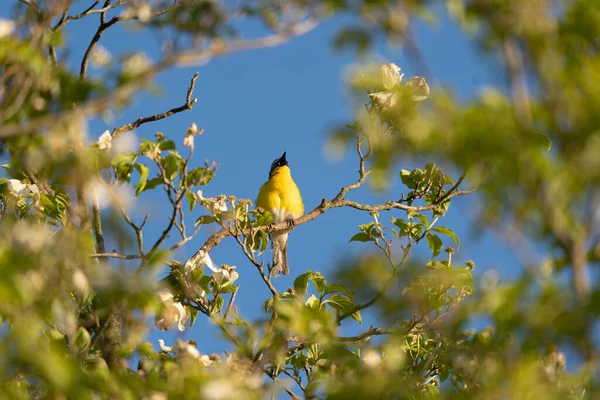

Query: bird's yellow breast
<box><xmin>256</xmin><ymin>166</ymin><xmax>304</xmax><ymax>222</ymax></box>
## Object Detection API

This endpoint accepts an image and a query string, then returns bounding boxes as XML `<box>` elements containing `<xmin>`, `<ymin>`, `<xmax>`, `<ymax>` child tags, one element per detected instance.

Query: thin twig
<box><xmin>224</xmin><ymin>285</ymin><xmax>239</xmax><ymax>320</ymax></box>
<box><xmin>80</xmin><ymin>15</ymin><xmax>119</xmax><ymax>79</ymax></box>
<box><xmin>229</xmin><ymin>229</ymin><xmax>279</xmax><ymax>297</ymax></box>
<box><xmin>91</xmin><ymin>253</ymin><xmax>142</xmax><ymax>259</ymax></box>
<box><xmin>336</xmin><ymin>327</ymin><xmax>390</xmax><ymax>342</ymax></box>
<box><xmin>111</xmin><ymin>72</ymin><xmax>199</xmax><ymax>139</ymax></box>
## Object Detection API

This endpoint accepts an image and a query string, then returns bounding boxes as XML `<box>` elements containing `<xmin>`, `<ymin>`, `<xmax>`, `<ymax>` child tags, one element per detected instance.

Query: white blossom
<box><xmin>187</xmin><ymin>123</ymin><xmax>199</xmax><ymax>135</ymax></box>
<box><xmin>199</xmin><ymin>354</ymin><xmax>214</xmax><ymax>367</ymax></box>
<box><xmin>380</xmin><ymin>63</ymin><xmax>403</xmax><ymax>90</ymax></box>
<box><xmin>369</xmin><ymin>64</ymin><xmax>430</xmax><ymax>110</ymax></box>
<box><xmin>183</xmin><ymin>248</ymin><xmax>219</xmax><ymax>275</ymax></box>
<box><xmin>544</xmin><ymin>351</ymin><xmax>566</xmax><ymax>380</ymax></box>
<box><xmin>363</xmin><ymin>349</ymin><xmax>382</xmax><ymax>368</ymax></box>
<box><xmin>197</xmin><ymin>191</ymin><xmax>228</xmax><ymax>214</ymax></box>
<box><xmin>183</xmin><ymin>123</ymin><xmax>204</xmax><ymax>150</ymax></box>
<box><xmin>210</xmin><ymin>265</ymin><xmax>239</xmax><ymax>285</ymax></box>
<box><xmin>12</xmin><ymin>221</ymin><xmax>49</xmax><ymax>252</ymax></box>
<box><xmin>368</xmin><ymin>91</ymin><xmax>399</xmax><ymax>109</ymax></box>
<box><xmin>143</xmin><ymin>392</ymin><xmax>167</xmax><ymax>400</ymax></box>
<box><xmin>0</xmin><ymin>18</ymin><xmax>15</xmax><ymax>39</ymax></box>
<box><xmin>155</xmin><ymin>289</ymin><xmax>189</xmax><ymax>331</ymax></box>
<box><xmin>184</xmin><ymin>249</ymin><xmax>240</xmax><ymax>287</ymax></box>
<box><xmin>97</xmin><ymin>130</ymin><xmax>112</xmax><ymax>151</ymax></box>
<box><xmin>72</xmin><ymin>269</ymin><xmax>89</xmax><ymax>294</ymax></box>
<box><xmin>143</xmin><ymin>145</ymin><xmax>161</xmax><ymax>161</ymax></box>
<box><xmin>122</xmin><ymin>4</ymin><xmax>154</xmax><ymax>22</ymax></box>
<box><xmin>28</xmin><ymin>183</ymin><xmax>43</xmax><ymax>210</ymax></box>
<box><xmin>123</xmin><ymin>52</ymin><xmax>151</xmax><ymax>75</ymax></box>
<box><xmin>404</xmin><ymin>76</ymin><xmax>430</xmax><ymax>102</ymax></box>
<box><xmin>90</xmin><ymin>45</ymin><xmax>112</xmax><ymax>68</ymax></box>
<box><xmin>7</xmin><ymin>179</ymin><xmax>30</xmax><ymax>197</ymax></box>
<box><xmin>158</xmin><ymin>339</ymin><xmax>214</xmax><ymax>366</ymax></box>
<box><xmin>202</xmin><ymin>380</ymin><xmax>236</xmax><ymax>400</ymax></box>
<box><xmin>213</xmin><ymin>198</ymin><xmax>228</xmax><ymax>213</ymax></box>
<box><xmin>158</xmin><ymin>339</ymin><xmax>172</xmax><ymax>352</ymax></box>
<box><xmin>183</xmin><ymin>133</ymin><xmax>195</xmax><ymax>149</ymax></box>
<box><xmin>136</xmin><ymin>4</ymin><xmax>154</xmax><ymax>22</ymax></box>
<box><xmin>180</xmin><ymin>342</ymin><xmax>201</xmax><ymax>359</ymax></box>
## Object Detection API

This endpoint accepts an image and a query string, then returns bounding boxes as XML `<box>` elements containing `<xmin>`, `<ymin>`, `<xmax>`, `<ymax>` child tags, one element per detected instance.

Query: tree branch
<box><xmin>111</xmin><ymin>72</ymin><xmax>199</xmax><ymax>140</ymax></box>
<box><xmin>336</xmin><ymin>327</ymin><xmax>390</xmax><ymax>342</ymax></box>
<box><xmin>0</xmin><ymin>19</ymin><xmax>320</xmax><ymax>139</ymax></box>
<box><xmin>185</xmin><ymin>169</ymin><xmax>474</xmax><ymax>271</ymax></box>
<box><xmin>80</xmin><ymin>15</ymin><xmax>119</xmax><ymax>79</ymax></box>
<box><xmin>90</xmin><ymin>252</ymin><xmax>142</xmax><ymax>260</ymax></box>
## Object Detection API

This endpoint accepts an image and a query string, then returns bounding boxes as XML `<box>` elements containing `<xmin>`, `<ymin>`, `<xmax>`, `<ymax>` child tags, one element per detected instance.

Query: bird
<box><xmin>255</xmin><ymin>152</ymin><xmax>304</xmax><ymax>277</ymax></box>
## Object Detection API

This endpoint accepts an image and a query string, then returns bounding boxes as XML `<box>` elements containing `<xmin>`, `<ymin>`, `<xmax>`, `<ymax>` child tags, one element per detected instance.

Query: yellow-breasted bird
<box><xmin>255</xmin><ymin>152</ymin><xmax>304</xmax><ymax>277</ymax></box>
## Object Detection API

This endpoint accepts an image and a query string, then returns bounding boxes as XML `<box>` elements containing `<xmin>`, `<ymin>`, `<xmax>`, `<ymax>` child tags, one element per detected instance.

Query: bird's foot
<box><xmin>286</xmin><ymin>218</ymin><xmax>296</xmax><ymax>229</ymax></box>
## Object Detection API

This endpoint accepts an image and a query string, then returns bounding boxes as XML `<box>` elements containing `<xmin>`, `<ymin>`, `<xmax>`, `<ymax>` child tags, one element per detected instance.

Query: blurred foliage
<box><xmin>0</xmin><ymin>0</ymin><xmax>597</xmax><ymax>399</ymax></box>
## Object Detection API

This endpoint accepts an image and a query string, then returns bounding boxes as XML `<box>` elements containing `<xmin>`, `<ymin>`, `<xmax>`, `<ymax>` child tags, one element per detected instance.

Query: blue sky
<box><xmin>2</xmin><ymin>3</ymin><xmax>526</xmax><ymax>360</ymax></box>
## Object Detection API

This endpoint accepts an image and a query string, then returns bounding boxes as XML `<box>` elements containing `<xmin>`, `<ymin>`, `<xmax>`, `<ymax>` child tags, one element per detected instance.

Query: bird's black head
<box><xmin>269</xmin><ymin>151</ymin><xmax>288</xmax><ymax>178</ymax></box>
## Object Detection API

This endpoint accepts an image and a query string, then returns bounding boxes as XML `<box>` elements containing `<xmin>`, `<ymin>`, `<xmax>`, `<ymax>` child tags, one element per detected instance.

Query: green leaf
<box><xmin>349</xmin><ymin>310</ymin><xmax>362</xmax><ymax>325</ymax></box>
<box><xmin>245</xmin><ymin>230</ymin><xmax>268</xmax><ymax>254</ymax></box>
<box><xmin>426</xmin><ymin>233</ymin><xmax>443</xmax><ymax>257</ymax></box>
<box><xmin>186</xmin><ymin>167</ymin><xmax>215</xmax><ymax>187</ymax></box>
<box><xmin>188</xmin><ymin>306</ymin><xmax>199</xmax><ymax>327</ymax></box>
<box><xmin>161</xmin><ymin>154</ymin><xmax>179</xmax><ymax>181</ymax></box>
<box><xmin>111</xmin><ymin>152</ymin><xmax>137</xmax><ymax>182</ymax></box>
<box><xmin>422</xmin><ymin>384</ymin><xmax>440</xmax><ymax>398</ymax></box>
<box><xmin>195</xmin><ymin>215</ymin><xmax>216</xmax><ymax>225</ymax></box>
<box><xmin>218</xmin><ymin>283</ymin><xmax>237</xmax><ymax>294</ymax></box>
<box><xmin>210</xmin><ymin>295</ymin><xmax>224</xmax><ymax>316</ymax></box>
<box><xmin>305</xmin><ymin>294</ymin><xmax>319</xmax><ymax>308</ymax></box>
<box><xmin>333</xmin><ymin>27</ymin><xmax>372</xmax><ymax>52</ymax></box>
<box><xmin>392</xmin><ymin>218</ymin><xmax>410</xmax><ymax>236</ymax></box>
<box><xmin>74</xmin><ymin>327</ymin><xmax>91</xmax><ymax>354</ymax></box>
<box><xmin>431</xmin><ymin>226</ymin><xmax>460</xmax><ymax>248</ymax></box>
<box><xmin>310</xmin><ymin>272</ymin><xmax>327</xmax><ymax>295</ymax></box>
<box><xmin>161</xmin><ymin>273</ymin><xmax>181</xmax><ymax>295</ymax></box>
<box><xmin>401</xmin><ymin>168</ymin><xmax>424</xmax><ymax>190</ymax></box>
<box><xmin>258</xmin><ymin>230</ymin><xmax>269</xmax><ymax>255</ymax></box>
<box><xmin>133</xmin><ymin>163</ymin><xmax>149</xmax><ymax>196</ymax></box>
<box><xmin>40</xmin><ymin>192</ymin><xmax>68</xmax><ymax>223</ymax></box>
<box><xmin>415</xmin><ymin>213</ymin><xmax>429</xmax><ymax>228</ymax></box>
<box><xmin>139</xmin><ymin>139</ymin><xmax>154</xmax><ymax>154</ymax></box>
<box><xmin>324</xmin><ymin>294</ymin><xmax>353</xmax><ymax>309</ymax></box>
<box><xmin>294</xmin><ymin>272</ymin><xmax>311</xmax><ymax>298</ymax></box>
<box><xmin>349</xmin><ymin>232</ymin><xmax>372</xmax><ymax>242</ymax></box>
<box><xmin>533</xmin><ymin>132</ymin><xmax>552</xmax><ymax>151</ymax></box>
<box><xmin>264</xmin><ymin>298</ymin><xmax>274</xmax><ymax>313</ymax></box>
<box><xmin>198</xmin><ymin>276</ymin><xmax>213</xmax><ymax>291</ymax></box>
<box><xmin>254</xmin><ymin>210</ymin><xmax>273</xmax><ymax>227</ymax></box>
<box><xmin>186</xmin><ymin>191</ymin><xmax>197</xmax><ymax>211</ymax></box>
<box><xmin>323</xmin><ymin>294</ymin><xmax>362</xmax><ymax>325</ymax></box>
<box><xmin>325</xmin><ymin>284</ymin><xmax>354</xmax><ymax>297</ymax></box>
<box><xmin>159</xmin><ymin>140</ymin><xmax>176</xmax><ymax>151</ymax></box>
<box><xmin>400</xmin><ymin>169</ymin><xmax>414</xmax><ymax>189</ymax></box>
<box><xmin>142</xmin><ymin>177</ymin><xmax>162</xmax><ymax>193</ymax></box>
<box><xmin>111</xmin><ymin>151</ymin><xmax>137</xmax><ymax>166</ymax></box>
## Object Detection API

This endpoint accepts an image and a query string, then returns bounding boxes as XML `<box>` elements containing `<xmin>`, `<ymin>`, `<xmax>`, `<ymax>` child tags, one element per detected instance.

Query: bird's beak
<box><xmin>281</xmin><ymin>151</ymin><xmax>287</xmax><ymax>165</ymax></box>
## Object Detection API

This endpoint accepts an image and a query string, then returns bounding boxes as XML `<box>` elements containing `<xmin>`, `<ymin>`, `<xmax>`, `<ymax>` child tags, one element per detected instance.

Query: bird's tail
<box><xmin>270</xmin><ymin>231</ymin><xmax>289</xmax><ymax>277</ymax></box>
